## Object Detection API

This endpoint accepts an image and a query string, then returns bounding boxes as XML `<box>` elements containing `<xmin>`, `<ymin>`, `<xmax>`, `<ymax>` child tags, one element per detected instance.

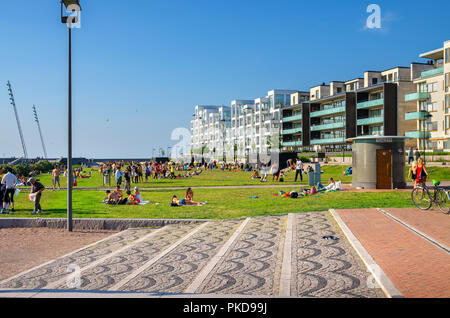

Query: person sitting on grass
<box><xmin>114</xmin><ymin>185</ymin><xmax>123</xmax><ymax>197</ymax></box>
<box><xmin>133</xmin><ymin>187</ymin><xmax>143</xmax><ymax>203</ymax></box>
<box><xmin>127</xmin><ymin>191</ymin><xmax>139</xmax><ymax>205</ymax></box>
<box><xmin>250</xmin><ymin>170</ymin><xmax>260</xmax><ymax>179</ymax></box>
<box><xmin>317</xmin><ymin>177</ymin><xmax>340</xmax><ymax>192</ymax></box>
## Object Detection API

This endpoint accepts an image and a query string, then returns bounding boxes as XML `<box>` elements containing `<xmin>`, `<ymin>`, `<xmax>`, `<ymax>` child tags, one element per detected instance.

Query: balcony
<box><xmin>405</xmin><ymin>92</ymin><xmax>430</xmax><ymax>102</ymax></box>
<box><xmin>310</xmin><ymin>106</ymin><xmax>345</xmax><ymax>118</ymax></box>
<box><xmin>310</xmin><ymin>137</ymin><xmax>346</xmax><ymax>145</ymax></box>
<box><xmin>283</xmin><ymin>141</ymin><xmax>303</xmax><ymax>147</ymax></box>
<box><xmin>357</xmin><ymin>116</ymin><xmax>384</xmax><ymax>126</ymax></box>
<box><xmin>405</xmin><ymin>131</ymin><xmax>431</xmax><ymax>139</ymax></box>
<box><xmin>405</xmin><ymin>111</ymin><xmax>431</xmax><ymax>121</ymax></box>
<box><xmin>282</xmin><ymin>114</ymin><xmax>302</xmax><ymax>122</ymax></box>
<box><xmin>356</xmin><ymin>98</ymin><xmax>384</xmax><ymax>109</ymax></box>
<box><xmin>421</xmin><ymin>67</ymin><xmax>444</xmax><ymax>78</ymax></box>
<box><xmin>282</xmin><ymin>127</ymin><xmax>302</xmax><ymax>135</ymax></box>
<box><xmin>310</xmin><ymin>121</ymin><xmax>346</xmax><ymax>131</ymax></box>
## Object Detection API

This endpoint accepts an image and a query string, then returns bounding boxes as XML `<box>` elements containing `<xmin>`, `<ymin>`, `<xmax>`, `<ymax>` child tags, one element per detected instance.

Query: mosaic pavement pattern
<box><xmin>0</xmin><ymin>213</ymin><xmax>384</xmax><ymax>298</ymax></box>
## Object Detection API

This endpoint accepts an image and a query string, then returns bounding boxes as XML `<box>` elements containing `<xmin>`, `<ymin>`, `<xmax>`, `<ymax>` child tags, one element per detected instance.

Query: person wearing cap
<box><xmin>29</xmin><ymin>177</ymin><xmax>45</xmax><ymax>215</ymax></box>
<box><xmin>133</xmin><ymin>187</ymin><xmax>143</xmax><ymax>203</ymax></box>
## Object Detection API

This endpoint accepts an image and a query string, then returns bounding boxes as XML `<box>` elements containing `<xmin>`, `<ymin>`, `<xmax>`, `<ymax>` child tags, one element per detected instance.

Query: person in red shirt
<box><xmin>416</xmin><ymin>157</ymin><xmax>428</xmax><ymax>186</ymax></box>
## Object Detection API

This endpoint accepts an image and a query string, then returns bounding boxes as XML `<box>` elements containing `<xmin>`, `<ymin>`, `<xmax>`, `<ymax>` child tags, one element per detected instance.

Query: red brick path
<box><xmin>335</xmin><ymin>208</ymin><xmax>450</xmax><ymax>298</ymax></box>
<box><xmin>383</xmin><ymin>208</ymin><xmax>450</xmax><ymax>247</ymax></box>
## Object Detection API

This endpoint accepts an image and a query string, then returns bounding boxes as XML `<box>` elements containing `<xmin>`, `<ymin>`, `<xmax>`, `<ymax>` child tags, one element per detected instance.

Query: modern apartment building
<box><xmin>190</xmin><ymin>105</ymin><xmax>231</xmax><ymax>160</ymax></box>
<box><xmin>286</xmin><ymin>65</ymin><xmax>421</xmax><ymax>152</ymax></box>
<box><xmin>281</xmin><ymin>92</ymin><xmax>310</xmax><ymax>151</ymax></box>
<box><xmin>188</xmin><ymin>41</ymin><xmax>450</xmax><ymax>161</ymax></box>
<box><xmin>404</xmin><ymin>40</ymin><xmax>450</xmax><ymax>151</ymax></box>
<box><xmin>229</xmin><ymin>90</ymin><xmax>297</xmax><ymax>159</ymax></box>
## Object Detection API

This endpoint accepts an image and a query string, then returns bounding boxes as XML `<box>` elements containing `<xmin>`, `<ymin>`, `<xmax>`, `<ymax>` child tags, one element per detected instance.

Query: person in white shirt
<box><xmin>295</xmin><ymin>158</ymin><xmax>303</xmax><ymax>182</ymax></box>
<box><xmin>115</xmin><ymin>167</ymin><xmax>124</xmax><ymax>187</ymax></box>
<box><xmin>1</xmin><ymin>168</ymin><xmax>18</xmax><ymax>214</ymax></box>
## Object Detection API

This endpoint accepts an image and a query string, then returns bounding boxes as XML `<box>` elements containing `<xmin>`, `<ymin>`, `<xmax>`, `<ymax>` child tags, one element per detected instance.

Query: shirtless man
<box><xmin>52</xmin><ymin>166</ymin><xmax>61</xmax><ymax>190</ymax></box>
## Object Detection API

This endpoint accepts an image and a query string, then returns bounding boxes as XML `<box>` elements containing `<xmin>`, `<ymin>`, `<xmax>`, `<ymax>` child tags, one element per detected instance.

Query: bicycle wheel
<box><xmin>436</xmin><ymin>189</ymin><xmax>450</xmax><ymax>214</ymax></box>
<box><xmin>412</xmin><ymin>187</ymin><xmax>432</xmax><ymax>210</ymax></box>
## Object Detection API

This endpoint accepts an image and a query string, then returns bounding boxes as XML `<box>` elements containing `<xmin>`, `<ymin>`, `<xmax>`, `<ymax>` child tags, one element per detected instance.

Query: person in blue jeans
<box><xmin>115</xmin><ymin>167</ymin><xmax>124</xmax><ymax>187</ymax></box>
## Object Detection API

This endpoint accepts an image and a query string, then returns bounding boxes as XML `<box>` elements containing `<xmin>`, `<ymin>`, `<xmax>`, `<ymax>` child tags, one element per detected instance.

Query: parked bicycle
<box><xmin>411</xmin><ymin>180</ymin><xmax>450</xmax><ymax>214</ymax></box>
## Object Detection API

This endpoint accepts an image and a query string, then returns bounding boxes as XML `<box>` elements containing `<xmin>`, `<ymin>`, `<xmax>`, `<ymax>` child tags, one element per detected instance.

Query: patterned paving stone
<box><xmin>292</xmin><ymin>212</ymin><xmax>384</xmax><ymax>298</ymax></box>
<box><xmin>196</xmin><ymin>216</ymin><xmax>286</xmax><ymax>296</ymax></box>
<box><xmin>56</xmin><ymin>223</ymin><xmax>199</xmax><ymax>290</ymax></box>
<box><xmin>0</xmin><ymin>228</ymin><xmax>155</xmax><ymax>290</ymax></box>
<box><xmin>118</xmin><ymin>220</ymin><xmax>242</xmax><ymax>293</ymax></box>
<box><xmin>0</xmin><ymin>214</ymin><xmax>387</xmax><ymax>298</ymax></box>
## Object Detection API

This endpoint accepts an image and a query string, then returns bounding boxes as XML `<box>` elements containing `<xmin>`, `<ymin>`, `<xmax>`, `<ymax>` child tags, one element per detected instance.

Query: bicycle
<box><xmin>411</xmin><ymin>180</ymin><xmax>450</xmax><ymax>214</ymax></box>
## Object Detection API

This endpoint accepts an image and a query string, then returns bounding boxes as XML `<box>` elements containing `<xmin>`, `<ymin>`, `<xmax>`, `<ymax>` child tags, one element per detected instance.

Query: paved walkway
<box><xmin>0</xmin><ymin>213</ymin><xmax>383</xmax><ymax>298</ymax></box>
<box><xmin>334</xmin><ymin>208</ymin><xmax>450</xmax><ymax>298</ymax></box>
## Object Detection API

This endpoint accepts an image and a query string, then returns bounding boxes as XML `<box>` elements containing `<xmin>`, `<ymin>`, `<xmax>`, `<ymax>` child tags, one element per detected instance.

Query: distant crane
<box><xmin>33</xmin><ymin>105</ymin><xmax>48</xmax><ymax>159</ymax></box>
<box><xmin>7</xmin><ymin>81</ymin><xmax>28</xmax><ymax>160</ymax></box>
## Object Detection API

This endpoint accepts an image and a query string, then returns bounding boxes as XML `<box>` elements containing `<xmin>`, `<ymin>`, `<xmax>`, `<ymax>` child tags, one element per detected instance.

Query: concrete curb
<box><xmin>0</xmin><ymin>218</ymin><xmax>211</xmax><ymax>231</ymax></box>
<box><xmin>329</xmin><ymin>209</ymin><xmax>403</xmax><ymax>298</ymax></box>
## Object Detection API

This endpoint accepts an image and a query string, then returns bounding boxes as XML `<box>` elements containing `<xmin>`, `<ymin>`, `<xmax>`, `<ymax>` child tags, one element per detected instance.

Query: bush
<box><xmin>298</xmin><ymin>155</ymin><xmax>312</xmax><ymax>163</ymax></box>
<box><xmin>0</xmin><ymin>161</ymin><xmax>54</xmax><ymax>176</ymax></box>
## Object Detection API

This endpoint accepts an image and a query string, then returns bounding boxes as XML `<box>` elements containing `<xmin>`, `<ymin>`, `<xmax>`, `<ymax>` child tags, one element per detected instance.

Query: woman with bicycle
<box><xmin>415</xmin><ymin>157</ymin><xmax>429</xmax><ymax>186</ymax></box>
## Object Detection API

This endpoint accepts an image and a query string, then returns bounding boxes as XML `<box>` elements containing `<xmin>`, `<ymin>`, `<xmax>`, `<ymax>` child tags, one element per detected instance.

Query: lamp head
<box><xmin>62</xmin><ymin>0</ymin><xmax>82</xmax><ymax>10</ymax></box>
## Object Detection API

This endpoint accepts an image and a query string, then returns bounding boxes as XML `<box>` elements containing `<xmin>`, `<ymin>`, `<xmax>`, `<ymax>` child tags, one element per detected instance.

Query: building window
<box><xmin>372</xmin><ymin>78</ymin><xmax>378</xmax><ymax>85</ymax></box>
<box><xmin>446</xmin><ymin>95</ymin><xmax>450</xmax><ymax>114</ymax></box>
<box><xmin>394</xmin><ymin>72</ymin><xmax>398</xmax><ymax>82</ymax></box>
<box><xmin>445</xmin><ymin>116</ymin><xmax>450</xmax><ymax>135</ymax></box>
<box><xmin>427</xmin><ymin>102</ymin><xmax>438</xmax><ymax>112</ymax></box>
<box><xmin>419</xmin><ymin>82</ymin><xmax>427</xmax><ymax>92</ymax></box>
<box><xmin>337</xmin><ymin>87</ymin><xmax>342</xmax><ymax>93</ymax></box>
<box><xmin>446</xmin><ymin>73</ymin><xmax>450</xmax><ymax>91</ymax></box>
<box><xmin>446</xmin><ymin>48</ymin><xmax>450</xmax><ymax>63</ymax></box>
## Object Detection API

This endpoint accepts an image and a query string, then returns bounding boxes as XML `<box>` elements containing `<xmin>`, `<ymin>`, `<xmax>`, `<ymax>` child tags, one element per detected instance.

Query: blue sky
<box><xmin>0</xmin><ymin>0</ymin><xmax>449</xmax><ymax>158</ymax></box>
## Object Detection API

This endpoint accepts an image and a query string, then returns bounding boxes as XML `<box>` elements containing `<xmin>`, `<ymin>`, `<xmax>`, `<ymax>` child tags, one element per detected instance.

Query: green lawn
<box><xmin>30</xmin><ymin>166</ymin><xmax>354</xmax><ymax>189</ymax></box>
<box><xmin>1</xmin><ymin>187</ymin><xmax>415</xmax><ymax>220</ymax></box>
<box><xmin>28</xmin><ymin>165</ymin><xmax>449</xmax><ymax>190</ymax></box>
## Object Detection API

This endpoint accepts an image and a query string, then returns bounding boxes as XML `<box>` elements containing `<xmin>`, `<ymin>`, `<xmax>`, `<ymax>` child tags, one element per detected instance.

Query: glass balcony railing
<box><xmin>310</xmin><ymin>137</ymin><xmax>346</xmax><ymax>145</ymax></box>
<box><xmin>405</xmin><ymin>92</ymin><xmax>430</xmax><ymax>102</ymax></box>
<box><xmin>405</xmin><ymin>131</ymin><xmax>431</xmax><ymax>139</ymax></box>
<box><xmin>282</xmin><ymin>127</ymin><xmax>302</xmax><ymax>135</ymax></box>
<box><xmin>310</xmin><ymin>106</ymin><xmax>345</xmax><ymax>118</ymax></box>
<box><xmin>282</xmin><ymin>114</ymin><xmax>302</xmax><ymax>122</ymax></box>
<box><xmin>356</xmin><ymin>98</ymin><xmax>384</xmax><ymax>109</ymax></box>
<box><xmin>310</xmin><ymin>121</ymin><xmax>345</xmax><ymax>131</ymax></box>
<box><xmin>282</xmin><ymin>141</ymin><xmax>303</xmax><ymax>147</ymax></box>
<box><xmin>421</xmin><ymin>67</ymin><xmax>444</xmax><ymax>78</ymax></box>
<box><xmin>405</xmin><ymin>111</ymin><xmax>431</xmax><ymax>121</ymax></box>
<box><xmin>357</xmin><ymin>116</ymin><xmax>384</xmax><ymax>126</ymax></box>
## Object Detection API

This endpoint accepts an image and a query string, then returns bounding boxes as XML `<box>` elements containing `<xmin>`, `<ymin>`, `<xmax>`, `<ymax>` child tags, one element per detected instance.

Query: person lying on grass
<box><xmin>171</xmin><ymin>195</ymin><xmax>204</xmax><ymax>207</ymax></box>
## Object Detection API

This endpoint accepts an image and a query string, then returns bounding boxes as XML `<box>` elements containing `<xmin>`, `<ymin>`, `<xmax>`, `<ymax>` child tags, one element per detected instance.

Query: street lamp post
<box><xmin>61</xmin><ymin>0</ymin><xmax>81</xmax><ymax>232</ymax></box>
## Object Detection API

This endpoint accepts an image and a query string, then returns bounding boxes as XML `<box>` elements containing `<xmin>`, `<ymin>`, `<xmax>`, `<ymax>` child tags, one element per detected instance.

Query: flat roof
<box><xmin>419</xmin><ymin>47</ymin><xmax>444</xmax><ymax>60</ymax></box>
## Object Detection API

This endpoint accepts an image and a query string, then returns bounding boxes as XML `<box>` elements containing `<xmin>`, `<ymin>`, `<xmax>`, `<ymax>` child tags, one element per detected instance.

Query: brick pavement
<box><xmin>335</xmin><ymin>209</ymin><xmax>450</xmax><ymax>298</ymax></box>
<box><xmin>382</xmin><ymin>208</ymin><xmax>450</xmax><ymax>247</ymax></box>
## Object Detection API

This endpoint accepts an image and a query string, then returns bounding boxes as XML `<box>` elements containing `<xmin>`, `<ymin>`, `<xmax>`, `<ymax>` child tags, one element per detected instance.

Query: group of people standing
<box><xmin>0</xmin><ymin>168</ymin><xmax>45</xmax><ymax>215</ymax></box>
